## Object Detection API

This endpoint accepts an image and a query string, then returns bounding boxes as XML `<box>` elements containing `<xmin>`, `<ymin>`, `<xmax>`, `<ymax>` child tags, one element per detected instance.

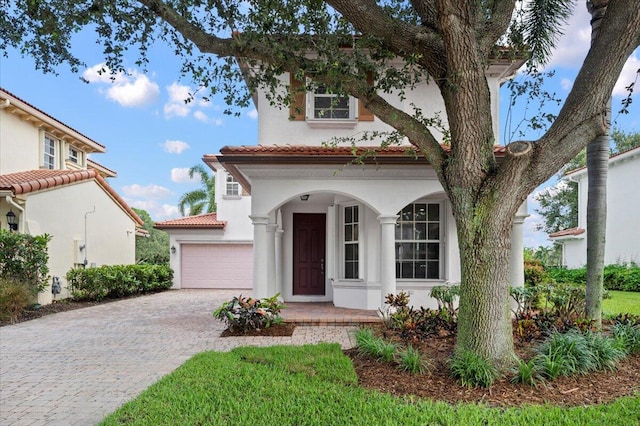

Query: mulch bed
<box><xmin>220</xmin><ymin>323</ymin><xmax>296</xmax><ymax>337</ymax></box>
<box><xmin>347</xmin><ymin>325</ymin><xmax>640</xmax><ymax>408</ymax></box>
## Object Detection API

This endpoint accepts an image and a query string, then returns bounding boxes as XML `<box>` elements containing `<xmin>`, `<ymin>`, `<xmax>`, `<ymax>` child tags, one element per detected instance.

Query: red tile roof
<box><xmin>549</xmin><ymin>227</ymin><xmax>586</xmax><ymax>238</ymax></box>
<box><xmin>0</xmin><ymin>169</ymin><xmax>143</xmax><ymax>226</ymax></box>
<box><xmin>154</xmin><ymin>213</ymin><xmax>226</xmax><ymax>230</ymax></box>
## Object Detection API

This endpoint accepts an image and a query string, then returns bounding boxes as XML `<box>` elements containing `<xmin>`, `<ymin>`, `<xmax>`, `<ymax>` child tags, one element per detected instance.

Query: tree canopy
<box><xmin>177</xmin><ymin>164</ymin><xmax>216</xmax><ymax>216</ymax></box>
<box><xmin>4</xmin><ymin>0</ymin><xmax>639</xmax><ymax>368</ymax></box>
<box><xmin>133</xmin><ymin>208</ymin><xmax>170</xmax><ymax>265</ymax></box>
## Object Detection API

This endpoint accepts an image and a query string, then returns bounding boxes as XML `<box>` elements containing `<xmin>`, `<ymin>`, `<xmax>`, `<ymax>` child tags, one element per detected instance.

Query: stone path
<box><xmin>0</xmin><ymin>290</ymin><xmax>358</xmax><ymax>426</ymax></box>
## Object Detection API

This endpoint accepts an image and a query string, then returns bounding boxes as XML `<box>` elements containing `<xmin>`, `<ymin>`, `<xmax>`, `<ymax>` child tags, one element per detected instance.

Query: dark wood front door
<box><xmin>293</xmin><ymin>213</ymin><xmax>326</xmax><ymax>295</ymax></box>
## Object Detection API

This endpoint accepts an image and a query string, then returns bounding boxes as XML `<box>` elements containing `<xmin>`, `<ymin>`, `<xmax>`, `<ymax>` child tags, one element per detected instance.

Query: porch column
<box><xmin>378</xmin><ymin>215</ymin><xmax>399</xmax><ymax>309</ymax></box>
<box><xmin>266</xmin><ymin>223</ymin><xmax>277</xmax><ymax>297</ymax></box>
<box><xmin>275</xmin><ymin>228</ymin><xmax>284</xmax><ymax>297</ymax></box>
<box><xmin>250</xmin><ymin>215</ymin><xmax>270</xmax><ymax>299</ymax></box>
<box><xmin>510</xmin><ymin>201</ymin><xmax>529</xmax><ymax>289</ymax></box>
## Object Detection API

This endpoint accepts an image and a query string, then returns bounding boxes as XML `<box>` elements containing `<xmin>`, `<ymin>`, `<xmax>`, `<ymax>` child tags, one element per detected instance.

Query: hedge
<box><xmin>67</xmin><ymin>264</ymin><xmax>173</xmax><ymax>301</ymax></box>
<box><xmin>548</xmin><ymin>264</ymin><xmax>640</xmax><ymax>292</ymax></box>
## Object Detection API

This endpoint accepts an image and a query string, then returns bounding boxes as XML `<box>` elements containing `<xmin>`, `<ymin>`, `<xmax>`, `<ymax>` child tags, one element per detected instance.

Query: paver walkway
<box><xmin>0</xmin><ymin>290</ymin><xmax>358</xmax><ymax>426</ymax></box>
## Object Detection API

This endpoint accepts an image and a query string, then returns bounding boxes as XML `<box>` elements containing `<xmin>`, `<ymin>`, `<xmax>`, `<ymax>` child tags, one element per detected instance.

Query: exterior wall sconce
<box><xmin>5</xmin><ymin>210</ymin><xmax>18</xmax><ymax>231</ymax></box>
<box><xmin>171</xmin><ymin>245</ymin><xmax>176</xmax><ymax>254</ymax></box>
<box><xmin>300</xmin><ymin>194</ymin><xmax>310</xmax><ymax>201</ymax></box>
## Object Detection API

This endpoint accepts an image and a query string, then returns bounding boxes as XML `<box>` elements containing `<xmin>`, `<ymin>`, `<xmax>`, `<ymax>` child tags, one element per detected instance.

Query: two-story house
<box><xmin>549</xmin><ymin>146</ymin><xmax>640</xmax><ymax>268</ymax></box>
<box><xmin>158</xmin><ymin>60</ymin><xmax>528</xmax><ymax>311</ymax></box>
<box><xmin>0</xmin><ymin>88</ymin><xmax>144</xmax><ymax>305</ymax></box>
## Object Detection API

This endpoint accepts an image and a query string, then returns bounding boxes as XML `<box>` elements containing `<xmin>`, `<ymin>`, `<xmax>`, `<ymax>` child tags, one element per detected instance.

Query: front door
<box><xmin>293</xmin><ymin>213</ymin><xmax>326</xmax><ymax>295</ymax></box>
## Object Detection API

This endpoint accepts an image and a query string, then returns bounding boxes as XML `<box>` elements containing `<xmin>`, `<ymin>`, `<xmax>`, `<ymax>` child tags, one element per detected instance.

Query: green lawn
<box><xmin>603</xmin><ymin>291</ymin><xmax>640</xmax><ymax>316</ymax></box>
<box><xmin>100</xmin><ymin>343</ymin><xmax>640</xmax><ymax>426</ymax></box>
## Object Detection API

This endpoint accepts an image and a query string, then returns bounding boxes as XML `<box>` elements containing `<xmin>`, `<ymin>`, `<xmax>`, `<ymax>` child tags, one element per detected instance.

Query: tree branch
<box><xmin>479</xmin><ymin>0</ymin><xmax>516</xmax><ymax>57</ymax></box>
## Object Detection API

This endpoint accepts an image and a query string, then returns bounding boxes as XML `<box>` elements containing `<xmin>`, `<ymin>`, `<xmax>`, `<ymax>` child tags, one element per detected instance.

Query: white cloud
<box><xmin>162</xmin><ymin>140</ymin><xmax>190</xmax><ymax>154</ymax></box>
<box><xmin>127</xmin><ymin>200</ymin><xmax>180</xmax><ymax>221</ymax></box>
<box><xmin>613</xmin><ymin>54</ymin><xmax>640</xmax><ymax>97</ymax></box>
<box><xmin>171</xmin><ymin>168</ymin><xmax>199</xmax><ymax>183</ymax></box>
<box><xmin>545</xmin><ymin>6</ymin><xmax>591</xmax><ymax>70</ymax></box>
<box><xmin>193</xmin><ymin>110</ymin><xmax>209</xmax><ymax>123</ymax></box>
<box><xmin>122</xmin><ymin>183</ymin><xmax>173</xmax><ymax>199</ymax></box>
<box><xmin>213</xmin><ymin>118</ymin><xmax>224</xmax><ymax>126</ymax></box>
<box><xmin>82</xmin><ymin>63</ymin><xmax>159</xmax><ymax>107</ymax></box>
<box><xmin>247</xmin><ymin>108</ymin><xmax>258</xmax><ymax>119</ymax></box>
<box><xmin>560</xmin><ymin>78</ymin><xmax>573</xmax><ymax>91</ymax></box>
<box><xmin>164</xmin><ymin>82</ymin><xmax>193</xmax><ymax>118</ymax></box>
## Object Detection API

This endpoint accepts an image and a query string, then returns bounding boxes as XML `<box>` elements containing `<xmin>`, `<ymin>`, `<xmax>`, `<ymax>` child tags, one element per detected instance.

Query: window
<box><xmin>68</xmin><ymin>147</ymin><xmax>79</xmax><ymax>164</ymax></box>
<box><xmin>43</xmin><ymin>136</ymin><xmax>56</xmax><ymax>169</ymax></box>
<box><xmin>344</xmin><ymin>206</ymin><xmax>359</xmax><ymax>279</ymax></box>
<box><xmin>309</xmin><ymin>86</ymin><xmax>353</xmax><ymax>120</ymax></box>
<box><xmin>395</xmin><ymin>202</ymin><xmax>441</xmax><ymax>279</ymax></box>
<box><xmin>226</xmin><ymin>174</ymin><xmax>239</xmax><ymax>196</ymax></box>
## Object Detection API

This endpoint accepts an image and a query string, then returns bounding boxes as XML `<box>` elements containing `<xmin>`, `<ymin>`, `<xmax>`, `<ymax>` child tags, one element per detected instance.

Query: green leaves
<box><xmin>0</xmin><ymin>230</ymin><xmax>51</xmax><ymax>293</ymax></box>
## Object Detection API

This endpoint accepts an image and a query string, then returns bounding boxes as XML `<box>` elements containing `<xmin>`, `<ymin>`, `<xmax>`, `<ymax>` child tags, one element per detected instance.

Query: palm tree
<box><xmin>585</xmin><ymin>0</ymin><xmax>610</xmax><ymax>330</ymax></box>
<box><xmin>177</xmin><ymin>164</ymin><xmax>216</xmax><ymax>216</ymax></box>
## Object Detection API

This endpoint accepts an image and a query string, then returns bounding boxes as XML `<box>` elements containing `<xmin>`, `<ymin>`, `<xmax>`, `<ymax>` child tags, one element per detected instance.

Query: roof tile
<box><xmin>154</xmin><ymin>213</ymin><xmax>226</xmax><ymax>230</ymax></box>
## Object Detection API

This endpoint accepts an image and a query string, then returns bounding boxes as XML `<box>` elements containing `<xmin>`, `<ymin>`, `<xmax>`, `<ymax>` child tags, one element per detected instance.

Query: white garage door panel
<box><xmin>181</xmin><ymin>244</ymin><xmax>253</xmax><ymax>289</ymax></box>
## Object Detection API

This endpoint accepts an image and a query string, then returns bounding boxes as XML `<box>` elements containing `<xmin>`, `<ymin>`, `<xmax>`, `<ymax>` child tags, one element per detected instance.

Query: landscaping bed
<box><xmin>347</xmin><ymin>324</ymin><xmax>640</xmax><ymax>408</ymax></box>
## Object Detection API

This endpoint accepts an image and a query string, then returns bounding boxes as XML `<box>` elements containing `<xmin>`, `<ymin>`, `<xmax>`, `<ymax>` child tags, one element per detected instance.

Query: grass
<box><xmin>603</xmin><ymin>291</ymin><xmax>640</xmax><ymax>316</ymax></box>
<box><xmin>100</xmin><ymin>343</ymin><xmax>640</xmax><ymax>426</ymax></box>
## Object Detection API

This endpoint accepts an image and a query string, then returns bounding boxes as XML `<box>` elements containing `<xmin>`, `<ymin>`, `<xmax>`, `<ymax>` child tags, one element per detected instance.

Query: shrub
<box><xmin>449</xmin><ymin>350</ymin><xmax>499</xmax><ymax>388</ymax></box>
<box><xmin>396</xmin><ymin>345</ymin><xmax>429</xmax><ymax>374</ymax></box>
<box><xmin>430</xmin><ymin>284</ymin><xmax>459</xmax><ymax>319</ymax></box>
<box><xmin>535</xmin><ymin>331</ymin><xmax>597</xmax><ymax>378</ymax></box>
<box><xmin>612</xmin><ymin>323</ymin><xmax>640</xmax><ymax>355</ymax></box>
<box><xmin>609</xmin><ymin>313</ymin><xmax>640</xmax><ymax>327</ymax></box>
<box><xmin>510</xmin><ymin>359</ymin><xmax>539</xmax><ymax>386</ymax></box>
<box><xmin>548</xmin><ymin>263</ymin><xmax>640</xmax><ymax>292</ymax></box>
<box><xmin>540</xmin><ymin>281</ymin><xmax>586</xmax><ymax>323</ymax></box>
<box><xmin>0</xmin><ymin>278</ymin><xmax>34</xmax><ymax>323</ymax></box>
<box><xmin>583</xmin><ymin>332</ymin><xmax>627</xmax><ymax>370</ymax></box>
<box><xmin>66</xmin><ymin>264</ymin><xmax>173</xmax><ymax>301</ymax></box>
<box><xmin>509</xmin><ymin>286</ymin><xmax>538</xmax><ymax>319</ymax></box>
<box><xmin>213</xmin><ymin>293</ymin><xmax>284</xmax><ymax>333</ymax></box>
<box><xmin>354</xmin><ymin>327</ymin><xmax>398</xmax><ymax>362</ymax></box>
<box><xmin>524</xmin><ymin>259</ymin><xmax>548</xmax><ymax>288</ymax></box>
<box><xmin>381</xmin><ymin>292</ymin><xmax>457</xmax><ymax>340</ymax></box>
<box><xmin>0</xmin><ymin>230</ymin><xmax>51</xmax><ymax>294</ymax></box>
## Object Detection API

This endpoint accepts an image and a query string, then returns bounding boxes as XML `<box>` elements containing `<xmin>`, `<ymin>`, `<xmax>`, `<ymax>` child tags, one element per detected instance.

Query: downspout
<box><xmin>5</xmin><ymin>196</ymin><xmax>25</xmax><ymax>233</ymax></box>
<box><xmin>83</xmin><ymin>206</ymin><xmax>96</xmax><ymax>266</ymax></box>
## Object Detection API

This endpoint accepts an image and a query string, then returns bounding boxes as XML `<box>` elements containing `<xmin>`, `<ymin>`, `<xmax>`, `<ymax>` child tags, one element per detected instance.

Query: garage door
<box><xmin>181</xmin><ymin>244</ymin><xmax>253</xmax><ymax>289</ymax></box>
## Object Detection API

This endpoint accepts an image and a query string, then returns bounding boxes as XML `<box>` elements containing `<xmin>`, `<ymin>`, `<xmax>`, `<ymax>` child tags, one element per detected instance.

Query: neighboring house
<box><xmin>159</xmin><ymin>59</ymin><xmax>528</xmax><ymax>311</ymax></box>
<box><xmin>549</xmin><ymin>146</ymin><xmax>640</xmax><ymax>268</ymax></box>
<box><xmin>0</xmin><ymin>88</ymin><xmax>145</xmax><ymax>305</ymax></box>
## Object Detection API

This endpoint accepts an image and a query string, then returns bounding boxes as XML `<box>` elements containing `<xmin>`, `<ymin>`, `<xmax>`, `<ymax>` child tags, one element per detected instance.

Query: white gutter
<box><xmin>5</xmin><ymin>196</ymin><xmax>25</xmax><ymax>233</ymax></box>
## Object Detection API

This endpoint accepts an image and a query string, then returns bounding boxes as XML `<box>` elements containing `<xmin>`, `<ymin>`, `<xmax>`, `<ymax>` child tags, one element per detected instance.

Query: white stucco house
<box><xmin>549</xmin><ymin>146</ymin><xmax>640</xmax><ymax>268</ymax></box>
<box><xmin>158</xmin><ymin>58</ymin><xmax>529</xmax><ymax>311</ymax></box>
<box><xmin>0</xmin><ymin>88</ymin><xmax>145</xmax><ymax>305</ymax></box>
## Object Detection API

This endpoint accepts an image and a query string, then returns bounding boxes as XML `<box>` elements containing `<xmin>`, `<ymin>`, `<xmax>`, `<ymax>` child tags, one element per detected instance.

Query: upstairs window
<box><xmin>43</xmin><ymin>136</ymin><xmax>56</xmax><ymax>169</ymax></box>
<box><xmin>68</xmin><ymin>147</ymin><xmax>79</xmax><ymax>164</ymax></box>
<box><xmin>226</xmin><ymin>174</ymin><xmax>239</xmax><ymax>196</ymax></box>
<box><xmin>344</xmin><ymin>205</ymin><xmax>359</xmax><ymax>279</ymax></box>
<box><xmin>395</xmin><ymin>202</ymin><xmax>442</xmax><ymax>280</ymax></box>
<box><xmin>308</xmin><ymin>86</ymin><xmax>354</xmax><ymax>120</ymax></box>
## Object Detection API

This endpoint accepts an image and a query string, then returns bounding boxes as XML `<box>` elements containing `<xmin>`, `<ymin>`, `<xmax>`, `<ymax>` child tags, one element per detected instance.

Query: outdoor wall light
<box><xmin>171</xmin><ymin>245</ymin><xmax>176</xmax><ymax>254</ymax></box>
<box><xmin>300</xmin><ymin>194</ymin><xmax>310</xmax><ymax>201</ymax></box>
<box><xmin>5</xmin><ymin>210</ymin><xmax>17</xmax><ymax>231</ymax></box>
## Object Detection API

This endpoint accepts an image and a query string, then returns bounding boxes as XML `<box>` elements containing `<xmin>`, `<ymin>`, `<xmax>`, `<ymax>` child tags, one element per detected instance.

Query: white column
<box><xmin>275</xmin><ymin>229</ymin><xmax>284</xmax><ymax>297</ymax></box>
<box><xmin>250</xmin><ymin>215</ymin><xmax>270</xmax><ymax>299</ymax></box>
<box><xmin>266</xmin><ymin>223</ymin><xmax>277</xmax><ymax>297</ymax></box>
<box><xmin>510</xmin><ymin>201</ymin><xmax>530</xmax><ymax>289</ymax></box>
<box><xmin>378</xmin><ymin>215</ymin><xmax>399</xmax><ymax>309</ymax></box>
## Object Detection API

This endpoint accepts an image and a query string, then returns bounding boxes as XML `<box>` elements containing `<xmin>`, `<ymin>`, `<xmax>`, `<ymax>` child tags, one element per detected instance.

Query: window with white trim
<box><xmin>344</xmin><ymin>205</ymin><xmax>359</xmax><ymax>279</ymax></box>
<box><xmin>68</xmin><ymin>147</ymin><xmax>79</xmax><ymax>164</ymax></box>
<box><xmin>43</xmin><ymin>136</ymin><xmax>56</xmax><ymax>169</ymax></box>
<box><xmin>226</xmin><ymin>174</ymin><xmax>239</xmax><ymax>196</ymax></box>
<box><xmin>395</xmin><ymin>202</ymin><xmax>442</xmax><ymax>279</ymax></box>
<box><xmin>306</xmin><ymin>86</ymin><xmax>357</xmax><ymax>120</ymax></box>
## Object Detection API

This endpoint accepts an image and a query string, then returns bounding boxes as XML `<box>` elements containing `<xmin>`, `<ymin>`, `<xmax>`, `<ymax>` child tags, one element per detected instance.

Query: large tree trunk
<box><xmin>585</xmin><ymin>0</ymin><xmax>611</xmax><ymax>330</ymax></box>
<box><xmin>450</xmin><ymin>190</ymin><xmax>518</xmax><ymax>369</ymax></box>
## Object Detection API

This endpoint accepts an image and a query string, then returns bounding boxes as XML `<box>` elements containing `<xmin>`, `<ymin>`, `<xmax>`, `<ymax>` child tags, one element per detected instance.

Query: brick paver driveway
<box><xmin>0</xmin><ymin>290</ymin><xmax>356</xmax><ymax>426</ymax></box>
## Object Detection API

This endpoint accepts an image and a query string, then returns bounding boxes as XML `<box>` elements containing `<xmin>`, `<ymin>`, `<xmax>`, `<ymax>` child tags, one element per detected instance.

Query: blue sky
<box><xmin>1</xmin><ymin>5</ymin><xmax>638</xmax><ymax>248</ymax></box>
